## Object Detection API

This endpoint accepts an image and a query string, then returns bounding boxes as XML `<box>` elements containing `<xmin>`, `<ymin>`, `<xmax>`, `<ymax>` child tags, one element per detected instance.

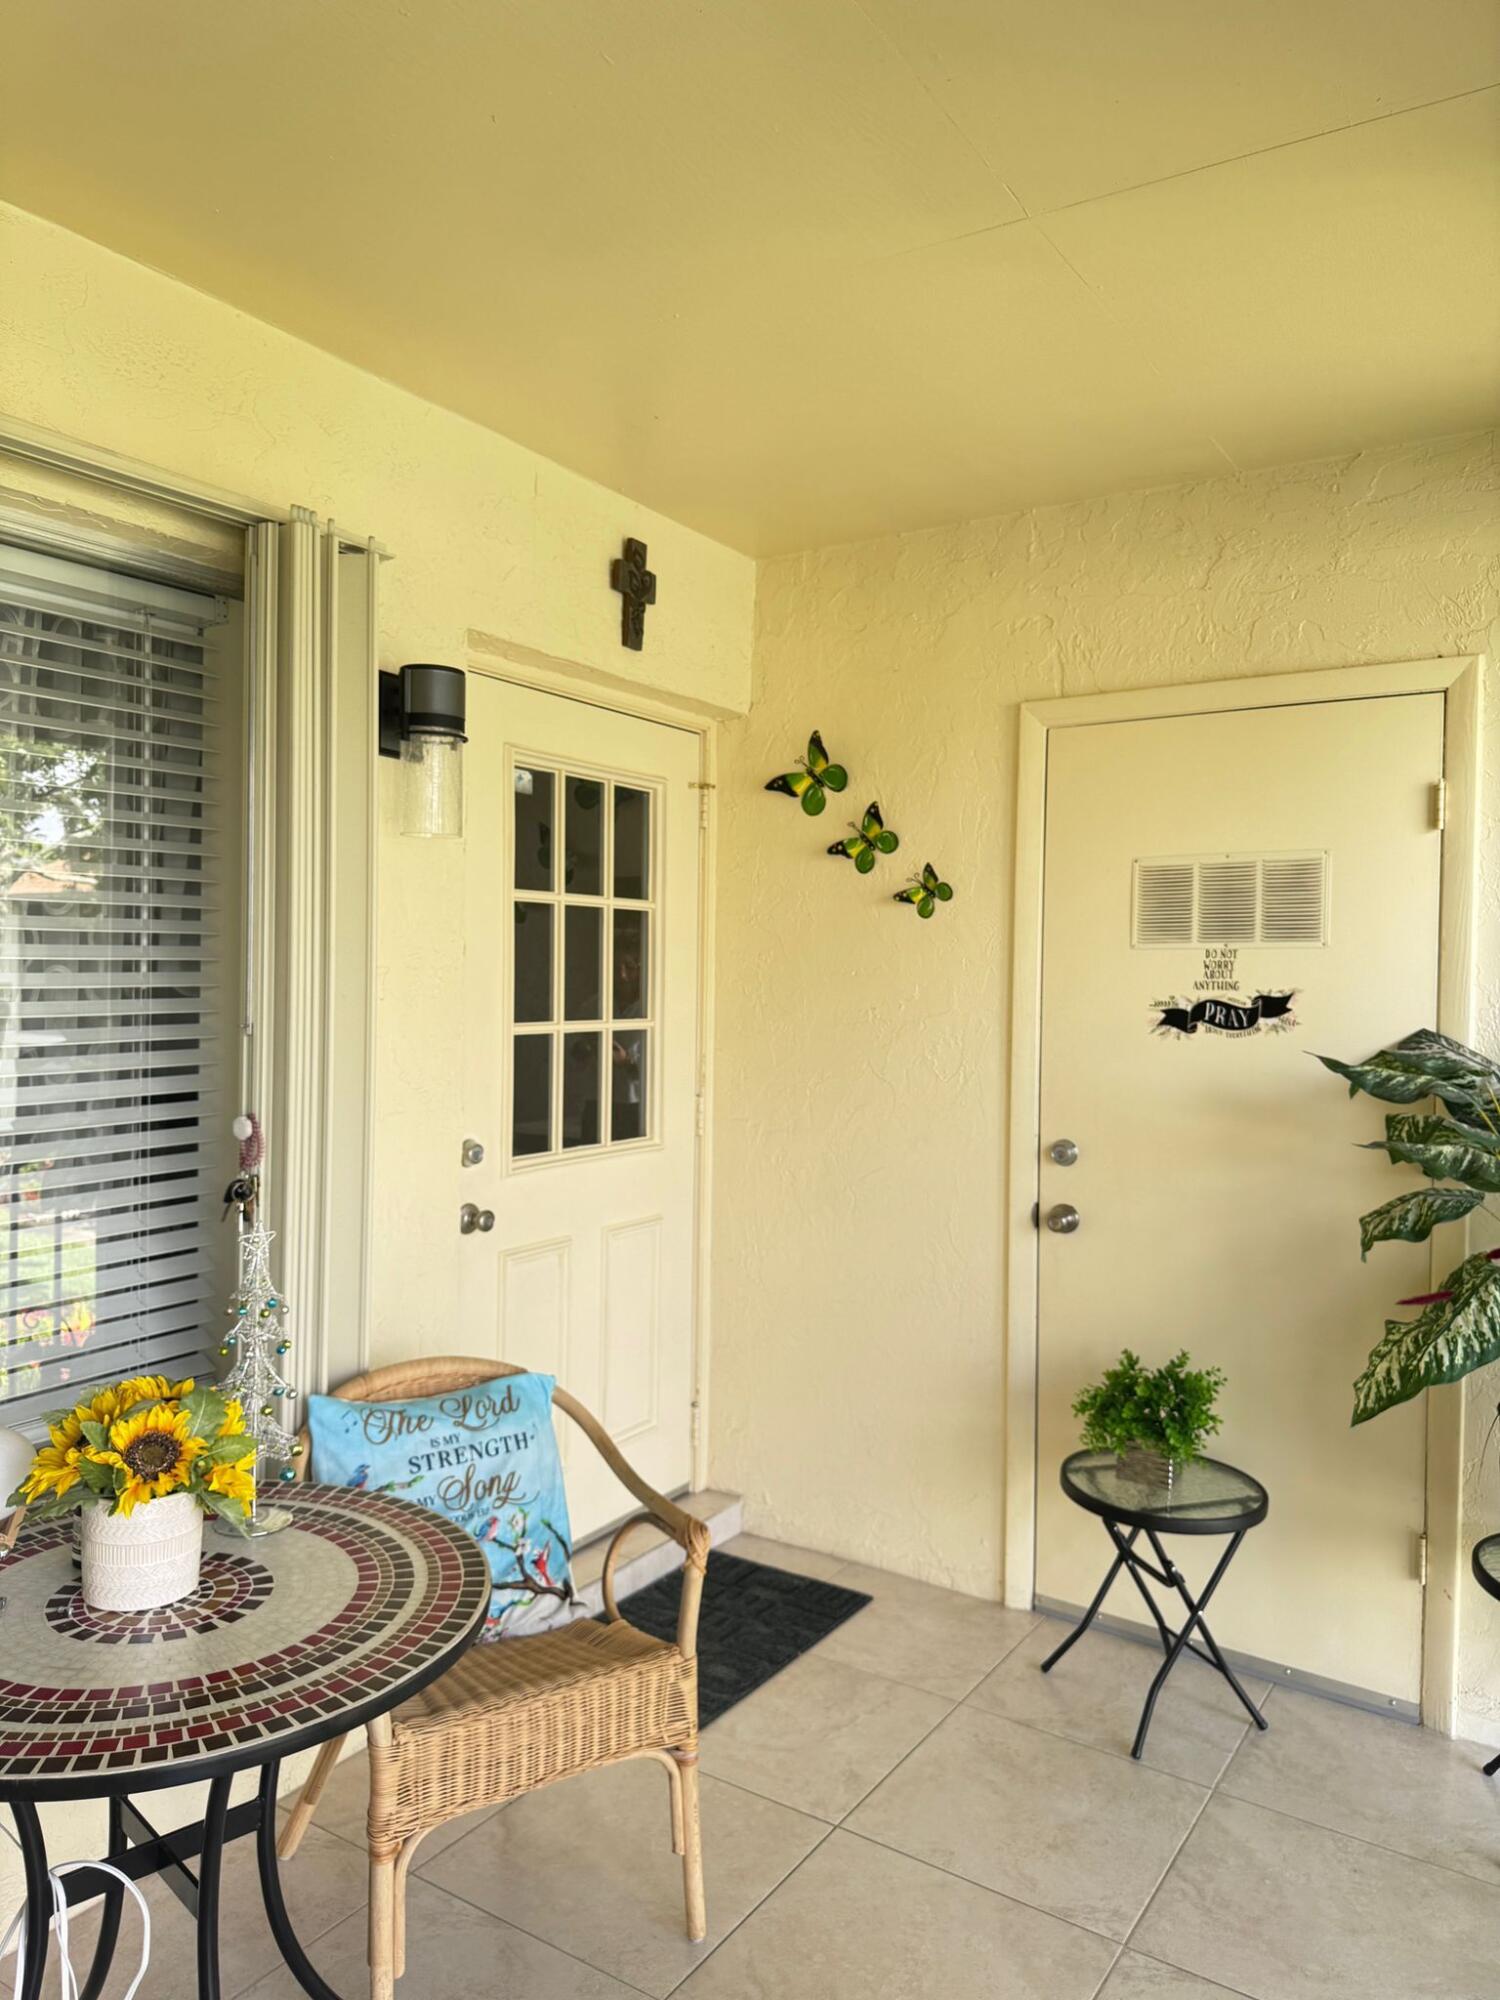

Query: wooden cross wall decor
<box><xmin>610</xmin><ymin>537</ymin><xmax>657</xmax><ymax>651</ymax></box>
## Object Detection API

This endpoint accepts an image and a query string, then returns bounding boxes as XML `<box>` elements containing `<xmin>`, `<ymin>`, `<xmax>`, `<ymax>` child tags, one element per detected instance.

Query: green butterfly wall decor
<box><xmin>765</xmin><ymin>729</ymin><xmax>848</xmax><ymax>816</ymax></box>
<box><xmin>894</xmin><ymin>863</ymin><xmax>954</xmax><ymax>918</ymax></box>
<box><xmin>828</xmin><ymin>801</ymin><xmax>900</xmax><ymax>873</ymax></box>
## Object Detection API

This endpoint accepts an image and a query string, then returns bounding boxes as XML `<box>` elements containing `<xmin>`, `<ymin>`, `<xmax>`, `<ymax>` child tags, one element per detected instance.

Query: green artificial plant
<box><xmin>1072</xmin><ymin>1349</ymin><xmax>1227</xmax><ymax>1465</ymax></box>
<box><xmin>1317</xmin><ymin>1028</ymin><xmax>1500</xmax><ymax>1424</ymax></box>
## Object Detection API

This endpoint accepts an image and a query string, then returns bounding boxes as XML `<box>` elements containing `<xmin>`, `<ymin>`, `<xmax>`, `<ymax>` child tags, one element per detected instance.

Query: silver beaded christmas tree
<box><xmin>217</xmin><ymin>1114</ymin><xmax>301</xmax><ymax>1534</ymax></box>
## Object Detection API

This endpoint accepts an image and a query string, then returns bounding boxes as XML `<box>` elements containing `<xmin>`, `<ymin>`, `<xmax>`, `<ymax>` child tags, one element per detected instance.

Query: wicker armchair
<box><xmin>278</xmin><ymin>1357</ymin><xmax>710</xmax><ymax>1998</ymax></box>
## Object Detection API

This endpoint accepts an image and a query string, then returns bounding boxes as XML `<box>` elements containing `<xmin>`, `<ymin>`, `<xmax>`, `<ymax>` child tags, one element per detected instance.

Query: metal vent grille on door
<box><xmin>1132</xmin><ymin>852</ymin><xmax>1328</xmax><ymax>947</ymax></box>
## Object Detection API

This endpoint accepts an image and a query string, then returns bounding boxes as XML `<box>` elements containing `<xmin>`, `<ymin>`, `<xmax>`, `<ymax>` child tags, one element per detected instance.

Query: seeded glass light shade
<box><xmin>401</xmin><ymin>730</ymin><xmax>464</xmax><ymax>838</ymax></box>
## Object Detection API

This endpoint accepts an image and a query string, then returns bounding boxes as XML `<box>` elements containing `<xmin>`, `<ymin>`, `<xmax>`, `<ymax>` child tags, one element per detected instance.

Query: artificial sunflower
<box><xmin>86</xmin><ymin>1373</ymin><xmax>195</xmax><ymax>1427</ymax></box>
<box><xmin>204</xmin><ymin>1451</ymin><xmax>257</xmax><ymax>1513</ymax></box>
<box><xmin>21</xmin><ymin>1436</ymin><xmax>84</xmax><ymax>1503</ymax></box>
<box><xmin>91</xmin><ymin>1403</ymin><xmax>207</xmax><ymax>1515</ymax></box>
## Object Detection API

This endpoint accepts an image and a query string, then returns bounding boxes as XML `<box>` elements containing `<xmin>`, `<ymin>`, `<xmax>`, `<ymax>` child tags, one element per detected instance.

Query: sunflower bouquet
<box><xmin>9</xmin><ymin>1373</ymin><xmax>258</xmax><ymax>1531</ymax></box>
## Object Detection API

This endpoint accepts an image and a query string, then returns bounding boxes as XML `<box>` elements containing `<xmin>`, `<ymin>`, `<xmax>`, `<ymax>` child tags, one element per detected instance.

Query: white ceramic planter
<box><xmin>80</xmin><ymin>1490</ymin><xmax>204</xmax><ymax>1611</ymax></box>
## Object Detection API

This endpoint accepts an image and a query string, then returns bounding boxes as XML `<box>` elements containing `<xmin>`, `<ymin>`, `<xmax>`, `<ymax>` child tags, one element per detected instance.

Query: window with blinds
<box><xmin>0</xmin><ymin>545</ymin><xmax>232</xmax><ymax>1429</ymax></box>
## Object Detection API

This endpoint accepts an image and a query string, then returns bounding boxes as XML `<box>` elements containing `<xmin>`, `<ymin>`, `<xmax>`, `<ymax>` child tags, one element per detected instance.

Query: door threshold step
<box><xmin>570</xmin><ymin>1490</ymin><xmax>743</xmax><ymax>1615</ymax></box>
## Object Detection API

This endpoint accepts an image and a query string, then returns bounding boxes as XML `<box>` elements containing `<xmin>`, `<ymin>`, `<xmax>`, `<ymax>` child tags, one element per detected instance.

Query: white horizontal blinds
<box><xmin>0</xmin><ymin>545</ymin><xmax>228</xmax><ymax>1426</ymax></box>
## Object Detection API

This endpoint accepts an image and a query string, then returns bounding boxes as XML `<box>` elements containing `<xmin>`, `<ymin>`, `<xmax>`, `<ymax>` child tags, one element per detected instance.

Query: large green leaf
<box><xmin>1353</xmin><ymin>1251</ymin><xmax>1500</xmax><ymax>1423</ymax></box>
<box><xmin>180</xmin><ymin>1385</ymin><xmax>228</xmax><ymax>1440</ymax></box>
<box><xmin>1316</xmin><ymin>1032</ymin><xmax>1500</xmax><ymax>1134</ymax></box>
<box><xmin>75</xmin><ymin>1456</ymin><xmax>115</xmax><ymax>1496</ymax></box>
<box><xmin>1362</xmin><ymin>1113</ymin><xmax>1500</xmax><ymax>1192</ymax></box>
<box><xmin>1358</xmin><ymin>1184</ymin><xmax>1487</xmax><ymax>1257</ymax></box>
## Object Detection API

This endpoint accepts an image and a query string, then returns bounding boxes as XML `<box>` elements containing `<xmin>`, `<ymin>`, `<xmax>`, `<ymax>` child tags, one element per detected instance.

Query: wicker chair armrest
<box><xmin>600</xmin><ymin>1504</ymin><xmax>712</xmax><ymax>1659</ymax></box>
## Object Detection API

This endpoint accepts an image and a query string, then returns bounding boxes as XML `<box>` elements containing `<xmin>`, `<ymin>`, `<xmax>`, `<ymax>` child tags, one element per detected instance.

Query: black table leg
<box><xmin>1144</xmin><ymin>1527</ymin><xmax>1268</xmax><ymax>1736</ymax></box>
<box><xmin>78</xmin><ymin>1796</ymin><xmax>127</xmax><ymax>2000</ymax></box>
<box><xmin>196</xmin><ymin>1774</ymin><xmax>234</xmax><ymax>2000</ymax></box>
<box><xmin>255</xmin><ymin>1760</ymin><xmax>342</xmax><ymax>2000</ymax></box>
<box><xmin>1483</xmin><ymin>1749</ymin><xmax>1500</xmax><ymax>1777</ymax></box>
<box><xmin>1039</xmin><ymin>1526</ymin><xmax>1142</xmax><ymax>1674</ymax></box>
<box><xmin>1106</xmin><ymin>1519</ymin><xmax>1179</xmax><ymax>1657</ymax></box>
<box><xmin>9</xmin><ymin>1799</ymin><xmax>50</xmax><ymax>2000</ymax></box>
<box><xmin>1130</xmin><ymin>1529</ymin><xmax>1247</xmax><ymax>1759</ymax></box>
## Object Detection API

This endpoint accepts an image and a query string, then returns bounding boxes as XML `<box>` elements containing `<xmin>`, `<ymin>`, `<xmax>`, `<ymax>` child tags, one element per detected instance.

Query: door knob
<box><xmin>1048</xmin><ymin>1138</ymin><xmax>1079</xmax><ymax>1166</ymax></box>
<box><xmin>459</xmin><ymin>1203</ymin><xmax>495</xmax><ymax>1235</ymax></box>
<box><xmin>461</xmin><ymin>1138</ymin><xmax>486</xmax><ymax>1168</ymax></box>
<box><xmin>1045</xmin><ymin>1203</ymin><xmax>1081</xmax><ymax>1234</ymax></box>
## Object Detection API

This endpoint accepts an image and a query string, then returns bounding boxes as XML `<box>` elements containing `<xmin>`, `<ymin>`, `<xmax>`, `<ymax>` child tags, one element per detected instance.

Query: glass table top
<box><xmin>1061</xmin><ymin>1449</ymin><xmax>1268</xmax><ymax>1532</ymax></box>
<box><xmin>1474</xmin><ymin>1534</ymin><xmax>1500</xmax><ymax>1601</ymax></box>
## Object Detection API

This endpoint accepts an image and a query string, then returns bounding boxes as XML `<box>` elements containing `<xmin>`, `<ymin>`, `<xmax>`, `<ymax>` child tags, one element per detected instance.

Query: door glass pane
<box><xmin>514</xmin><ymin>767</ymin><xmax>556</xmax><ymax>892</ymax></box>
<box><xmin>512</xmin><ymin>1035</ymin><xmax>553</xmax><ymax>1156</ymax></box>
<box><xmin>562</xmin><ymin>1032</ymin><xmax>602</xmax><ymax>1149</ymax></box>
<box><xmin>564</xmin><ymin>905</ymin><xmax>603</xmax><ymax>1020</ymax></box>
<box><xmin>564</xmin><ymin>774</ymin><xmax>604</xmax><ymax>895</ymax></box>
<box><xmin>613</xmin><ymin>908</ymin><xmax>649</xmax><ymax>1020</ymax></box>
<box><xmin>611</xmin><ymin>1029</ymin><xmax>648</xmax><ymax>1142</ymax></box>
<box><xmin>614</xmin><ymin>786</ymin><xmax>651</xmax><ymax>899</ymax></box>
<box><xmin>513</xmin><ymin>903</ymin><xmax>553</xmax><ymax>1022</ymax></box>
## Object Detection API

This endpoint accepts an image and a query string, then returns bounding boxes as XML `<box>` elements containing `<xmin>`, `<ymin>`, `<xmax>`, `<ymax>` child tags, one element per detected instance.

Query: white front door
<box><xmin>1036</xmin><ymin>693</ymin><xmax>1443</xmax><ymax>1707</ymax></box>
<box><xmin>461</xmin><ymin>677</ymin><xmax>703</xmax><ymax>1540</ymax></box>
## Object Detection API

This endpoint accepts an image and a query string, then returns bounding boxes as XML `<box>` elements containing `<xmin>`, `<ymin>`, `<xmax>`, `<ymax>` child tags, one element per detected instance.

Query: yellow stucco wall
<box><xmin>0</xmin><ymin>200</ymin><xmax>755</xmax><ymax>1375</ymax></box>
<box><xmin>4</xmin><ymin>199</ymin><xmax>1496</xmax><ymax>1745</ymax></box>
<box><xmin>712</xmin><ymin>430</ymin><xmax>1500</xmax><ymax>1745</ymax></box>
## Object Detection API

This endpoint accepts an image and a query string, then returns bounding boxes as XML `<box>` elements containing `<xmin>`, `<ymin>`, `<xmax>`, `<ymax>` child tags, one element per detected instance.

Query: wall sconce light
<box><xmin>379</xmin><ymin>663</ymin><xmax>467</xmax><ymax>839</ymax></box>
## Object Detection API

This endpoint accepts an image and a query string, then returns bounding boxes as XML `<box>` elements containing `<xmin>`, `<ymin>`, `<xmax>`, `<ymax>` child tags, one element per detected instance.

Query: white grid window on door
<box><xmin>509</xmin><ymin>763</ymin><xmax>656</xmax><ymax>1161</ymax></box>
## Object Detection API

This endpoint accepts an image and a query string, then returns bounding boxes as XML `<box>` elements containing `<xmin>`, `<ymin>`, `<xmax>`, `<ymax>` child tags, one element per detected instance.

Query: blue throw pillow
<box><xmin>306</xmin><ymin>1371</ymin><xmax>576</xmax><ymax>1639</ymax></box>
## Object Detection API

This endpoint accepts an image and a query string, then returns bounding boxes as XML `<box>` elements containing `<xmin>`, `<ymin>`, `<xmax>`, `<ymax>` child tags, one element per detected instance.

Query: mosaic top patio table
<box><xmin>1041</xmin><ymin>1449</ymin><xmax>1271</xmax><ymax>1760</ymax></box>
<box><xmin>0</xmin><ymin>1485</ymin><xmax>491</xmax><ymax>2000</ymax></box>
<box><xmin>1473</xmin><ymin>1534</ymin><xmax>1500</xmax><ymax>1777</ymax></box>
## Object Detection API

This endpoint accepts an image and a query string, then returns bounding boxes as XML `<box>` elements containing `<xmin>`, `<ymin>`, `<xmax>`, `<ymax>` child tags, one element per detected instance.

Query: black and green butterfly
<box><xmin>894</xmin><ymin>863</ymin><xmax>954</xmax><ymax>918</ymax></box>
<box><xmin>765</xmin><ymin>729</ymin><xmax>848</xmax><ymax>816</ymax></box>
<box><xmin>828</xmin><ymin>801</ymin><xmax>899</xmax><ymax>873</ymax></box>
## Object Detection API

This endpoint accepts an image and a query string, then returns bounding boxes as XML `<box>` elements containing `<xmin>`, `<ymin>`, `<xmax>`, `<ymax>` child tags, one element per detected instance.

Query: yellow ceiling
<box><xmin>3</xmin><ymin>1</ymin><xmax>1498</xmax><ymax>554</ymax></box>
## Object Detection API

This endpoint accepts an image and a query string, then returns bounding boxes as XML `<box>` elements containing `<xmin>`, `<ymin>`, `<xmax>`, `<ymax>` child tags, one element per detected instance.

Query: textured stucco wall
<box><xmin>712</xmin><ymin>430</ymin><xmax>1500</xmax><ymax>1744</ymax></box>
<box><xmin>0</xmin><ymin>202</ymin><xmax>755</xmax><ymax>1374</ymax></box>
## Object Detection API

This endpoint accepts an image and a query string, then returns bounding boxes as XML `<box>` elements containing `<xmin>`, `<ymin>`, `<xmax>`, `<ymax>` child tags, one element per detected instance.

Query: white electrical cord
<box><xmin>2</xmin><ymin>1863</ymin><xmax>150</xmax><ymax>2000</ymax></box>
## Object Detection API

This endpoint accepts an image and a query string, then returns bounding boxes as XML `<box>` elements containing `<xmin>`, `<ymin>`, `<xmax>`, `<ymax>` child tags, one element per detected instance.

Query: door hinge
<box><xmin>1431</xmin><ymin>780</ymin><xmax>1446</xmax><ymax>832</ymax></box>
<box><xmin>690</xmin><ymin>1399</ymin><xmax>703</xmax><ymax>1456</ymax></box>
<box><xmin>694</xmin><ymin>1090</ymin><xmax>706</xmax><ymax>1137</ymax></box>
<box><xmin>1415</xmin><ymin>1531</ymin><xmax>1428</xmax><ymax>1587</ymax></box>
<box><xmin>691</xmin><ymin>780</ymin><xmax>715</xmax><ymax>831</ymax></box>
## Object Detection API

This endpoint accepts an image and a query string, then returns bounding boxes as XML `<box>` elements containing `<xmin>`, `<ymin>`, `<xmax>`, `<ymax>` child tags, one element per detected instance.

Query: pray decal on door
<box><xmin>1152</xmin><ymin>946</ymin><xmax>1298</xmax><ymax>1038</ymax></box>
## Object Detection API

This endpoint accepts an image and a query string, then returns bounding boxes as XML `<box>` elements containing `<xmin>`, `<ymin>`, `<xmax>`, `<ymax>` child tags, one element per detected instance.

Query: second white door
<box><xmin>1035</xmin><ymin>692</ymin><xmax>1443</xmax><ymax>1708</ymax></box>
<box><xmin>461</xmin><ymin>676</ymin><xmax>703</xmax><ymax>1540</ymax></box>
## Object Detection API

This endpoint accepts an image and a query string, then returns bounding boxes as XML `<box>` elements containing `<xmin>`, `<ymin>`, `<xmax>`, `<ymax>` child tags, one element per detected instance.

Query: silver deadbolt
<box><xmin>460</xmin><ymin>1203</ymin><xmax>496</xmax><ymax>1235</ymax></box>
<box><xmin>1045</xmin><ymin>1203</ymin><xmax>1081</xmax><ymax>1234</ymax></box>
<box><xmin>461</xmin><ymin>1138</ymin><xmax>486</xmax><ymax>1168</ymax></box>
<box><xmin>1048</xmin><ymin>1138</ymin><xmax>1079</xmax><ymax>1167</ymax></box>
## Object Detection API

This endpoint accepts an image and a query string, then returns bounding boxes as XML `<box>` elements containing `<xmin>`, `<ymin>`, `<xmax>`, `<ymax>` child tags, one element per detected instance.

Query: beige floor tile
<box><xmin>845</xmin><ymin>1704</ymin><xmax>1205</xmax><ymax>1940</ymax></box>
<box><xmin>701</xmin><ymin>1651</ymin><xmax>951</xmax><ymax>1820</ymax></box>
<box><xmin>676</xmin><ymin>1829</ymin><xmax>1118</xmax><ymax>2000</ymax></box>
<box><xmin>419</xmin><ymin>1756</ymin><xmax>826</xmax><ymax>1998</ymax></box>
<box><xmin>1133</xmin><ymin>1794</ymin><xmax>1500</xmax><ymax>2000</ymax></box>
<box><xmin>967</xmin><ymin>1622</ymin><xmax>1269</xmax><ymax>1787</ymax></box>
<box><xmin>1099</xmin><ymin>1954</ymin><xmax>1243</xmax><ymax>1999</ymax></box>
<box><xmin>278</xmin><ymin>1745</ymin><xmax>499</xmax><ymax>1865</ymax></box>
<box><xmin>1218</xmin><ymin>1687</ymin><xmax>1500</xmax><ymax>1886</ymax></box>
<box><xmin>238</xmin><ymin>1876</ymin><xmax>638</xmax><ymax>2000</ymax></box>
<box><xmin>816</xmin><ymin>1560</ymin><xmax>1038</xmax><ymax>1700</ymax></box>
<box><xmin>718</xmin><ymin>1533</ymin><xmax>850</xmax><ymax>1583</ymax></box>
<box><xmin>57</xmin><ymin>1824</ymin><xmax>369</xmax><ymax>2000</ymax></box>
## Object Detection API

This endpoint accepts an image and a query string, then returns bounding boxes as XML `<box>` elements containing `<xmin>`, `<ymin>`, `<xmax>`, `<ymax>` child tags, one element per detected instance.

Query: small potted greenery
<box><xmin>1072</xmin><ymin>1349</ymin><xmax>1227</xmax><ymax>1491</ymax></box>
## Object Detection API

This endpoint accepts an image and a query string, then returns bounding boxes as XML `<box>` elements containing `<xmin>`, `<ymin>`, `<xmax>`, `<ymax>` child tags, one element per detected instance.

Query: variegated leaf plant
<box><xmin>1317</xmin><ymin>1029</ymin><xmax>1500</xmax><ymax>1424</ymax></box>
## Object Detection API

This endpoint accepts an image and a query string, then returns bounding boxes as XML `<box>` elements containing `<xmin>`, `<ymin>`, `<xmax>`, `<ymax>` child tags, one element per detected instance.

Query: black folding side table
<box><xmin>1472</xmin><ymin>1535</ymin><xmax>1500</xmax><ymax>1777</ymax></box>
<box><xmin>1041</xmin><ymin>1449</ymin><xmax>1270</xmax><ymax>1760</ymax></box>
